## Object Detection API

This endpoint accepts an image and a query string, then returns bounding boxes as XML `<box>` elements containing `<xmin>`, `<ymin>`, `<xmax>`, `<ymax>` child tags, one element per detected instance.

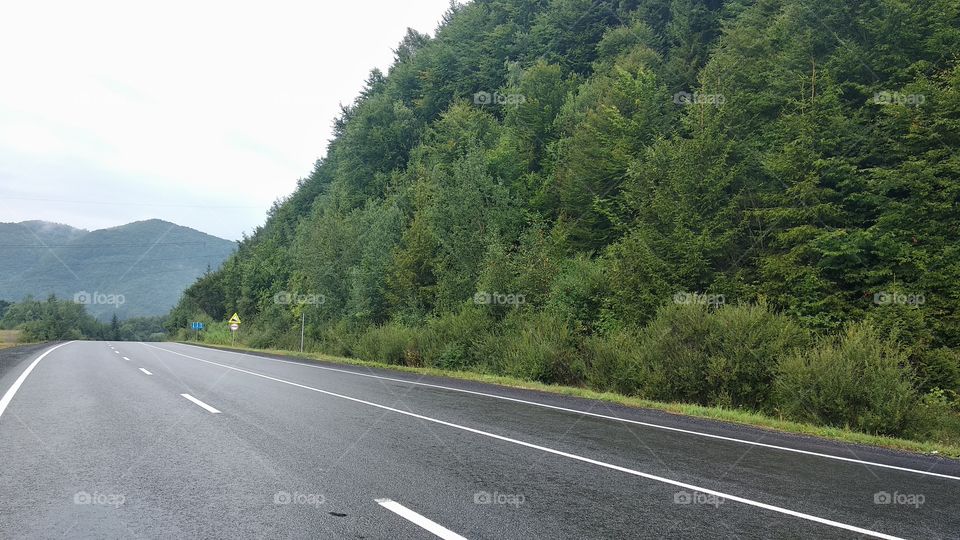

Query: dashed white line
<box><xmin>0</xmin><ymin>342</ymin><xmax>74</xmax><ymax>420</ymax></box>
<box><xmin>170</xmin><ymin>343</ymin><xmax>958</xmax><ymax>482</ymax></box>
<box><xmin>122</xmin><ymin>356</ymin><xmax>130</xmax><ymax>361</ymax></box>
<box><xmin>114</xmin><ymin>350</ymin><xmax>120</xmax><ymax>354</ymax></box>
<box><xmin>375</xmin><ymin>499</ymin><xmax>468</xmax><ymax>540</ymax></box>
<box><xmin>138</xmin><ymin>368</ymin><xmax>152</xmax><ymax>375</ymax></box>
<box><xmin>142</xmin><ymin>343</ymin><xmax>904</xmax><ymax>540</ymax></box>
<box><xmin>180</xmin><ymin>394</ymin><xmax>221</xmax><ymax>414</ymax></box>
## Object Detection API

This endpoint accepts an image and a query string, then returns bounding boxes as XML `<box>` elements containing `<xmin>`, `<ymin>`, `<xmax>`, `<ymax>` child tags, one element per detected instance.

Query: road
<box><xmin>1</xmin><ymin>341</ymin><xmax>958</xmax><ymax>539</ymax></box>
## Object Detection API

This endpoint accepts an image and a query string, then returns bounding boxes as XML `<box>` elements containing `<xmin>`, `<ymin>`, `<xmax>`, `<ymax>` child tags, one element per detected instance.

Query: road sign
<box><xmin>191</xmin><ymin>322</ymin><xmax>205</xmax><ymax>330</ymax></box>
<box><xmin>230</xmin><ymin>323</ymin><xmax>239</xmax><ymax>331</ymax></box>
<box><xmin>228</xmin><ymin>313</ymin><xmax>242</xmax><ymax>325</ymax></box>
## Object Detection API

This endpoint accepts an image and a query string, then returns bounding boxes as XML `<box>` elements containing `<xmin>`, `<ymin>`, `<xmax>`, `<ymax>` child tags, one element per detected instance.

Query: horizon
<box><xmin>0</xmin><ymin>0</ymin><xmax>452</xmax><ymax>241</ymax></box>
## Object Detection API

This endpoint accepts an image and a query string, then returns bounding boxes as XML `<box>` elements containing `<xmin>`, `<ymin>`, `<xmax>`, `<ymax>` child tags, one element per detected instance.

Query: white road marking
<box><xmin>0</xmin><ymin>342</ymin><xmax>74</xmax><ymax>420</ymax></box>
<box><xmin>375</xmin><ymin>498</ymin><xmax>468</xmax><ymax>540</ymax></box>
<box><xmin>180</xmin><ymin>394</ymin><xmax>221</xmax><ymax>414</ymax></box>
<box><xmin>170</xmin><ymin>343</ymin><xmax>959</xmax><ymax>482</ymax></box>
<box><xmin>122</xmin><ymin>356</ymin><xmax>130</xmax><ymax>361</ymax></box>
<box><xmin>138</xmin><ymin>368</ymin><xmax>152</xmax><ymax>375</ymax></box>
<box><xmin>114</xmin><ymin>350</ymin><xmax>120</xmax><ymax>354</ymax></box>
<box><xmin>143</xmin><ymin>343</ymin><xmax>904</xmax><ymax>540</ymax></box>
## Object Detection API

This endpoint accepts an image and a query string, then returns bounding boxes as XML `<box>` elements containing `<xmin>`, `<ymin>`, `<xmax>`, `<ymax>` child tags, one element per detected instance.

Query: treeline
<box><xmin>171</xmin><ymin>0</ymin><xmax>960</xmax><ymax>441</ymax></box>
<box><xmin>1</xmin><ymin>296</ymin><xmax>166</xmax><ymax>342</ymax></box>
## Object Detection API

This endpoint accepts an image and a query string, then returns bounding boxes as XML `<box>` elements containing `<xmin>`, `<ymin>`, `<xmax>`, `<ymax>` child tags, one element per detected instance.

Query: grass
<box><xmin>177</xmin><ymin>339</ymin><xmax>960</xmax><ymax>459</ymax></box>
<box><xmin>0</xmin><ymin>330</ymin><xmax>23</xmax><ymax>350</ymax></box>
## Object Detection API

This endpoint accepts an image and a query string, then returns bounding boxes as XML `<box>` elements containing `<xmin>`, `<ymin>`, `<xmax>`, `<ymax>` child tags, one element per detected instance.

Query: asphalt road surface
<box><xmin>1</xmin><ymin>341</ymin><xmax>958</xmax><ymax>539</ymax></box>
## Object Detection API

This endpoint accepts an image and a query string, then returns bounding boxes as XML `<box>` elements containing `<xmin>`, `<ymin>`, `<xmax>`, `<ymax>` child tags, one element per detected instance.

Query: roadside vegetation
<box><xmin>169</xmin><ymin>0</ymin><xmax>960</xmax><ymax>451</ymax></box>
<box><xmin>1</xmin><ymin>296</ymin><xmax>166</xmax><ymax>342</ymax></box>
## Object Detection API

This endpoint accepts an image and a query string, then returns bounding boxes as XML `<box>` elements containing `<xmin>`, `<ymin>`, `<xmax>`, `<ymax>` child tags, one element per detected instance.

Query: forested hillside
<box><xmin>0</xmin><ymin>219</ymin><xmax>235</xmax><ymax>319</ymax></box>
<box><xmin>171</xmin><ymin>0</ymin><xmax>960</xmax><ymax>440</ymax></box>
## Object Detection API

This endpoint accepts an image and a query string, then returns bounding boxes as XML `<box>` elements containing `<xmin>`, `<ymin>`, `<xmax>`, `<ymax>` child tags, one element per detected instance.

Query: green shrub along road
<box><xmin>179</xmin><ymin>302</ymin><xmax>960</xmax><ymax>452</ymax></box>
<box><xmin>169</xmin><ymin>0</ymin><xmax>960</xmax><ymax>450</ymax></box>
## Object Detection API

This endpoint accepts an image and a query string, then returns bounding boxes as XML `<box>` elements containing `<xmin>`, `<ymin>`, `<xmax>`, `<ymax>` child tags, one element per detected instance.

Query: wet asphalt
<box><xmin>1</xmin><ymin>341</ymin><xmax>958</xmax><ymax>539</ymax></box>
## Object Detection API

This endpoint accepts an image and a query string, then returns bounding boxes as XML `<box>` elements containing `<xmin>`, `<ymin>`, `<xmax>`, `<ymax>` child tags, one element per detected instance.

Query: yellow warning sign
<box><xmin>228</xmin><ymin>313</ymin><xmax>242</xmax><ymax>325</ymax></box>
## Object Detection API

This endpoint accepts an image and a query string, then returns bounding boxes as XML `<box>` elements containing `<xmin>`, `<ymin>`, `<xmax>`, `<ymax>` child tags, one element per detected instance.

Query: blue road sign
<box><xmin>191</xmin><ymin>322</ymin><xmax>205</xmax><ymax>330</ymax></box>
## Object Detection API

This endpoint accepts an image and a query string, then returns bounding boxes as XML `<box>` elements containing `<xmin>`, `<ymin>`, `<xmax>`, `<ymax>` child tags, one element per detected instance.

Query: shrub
<box><xmin>702</xmin><ymin>303</ymin><xmax>811</xmax><ymax>409</ymax></box>
<box><xmin>915</xmin><ymin>347</ymin><xmax>960</xmax><ymax>395</ymax></box>
<box><xmin>314</xmin><ymin>320</ymin><xmax>357</xmax><ymax>358</ymax></box>
<box><xmin>580</xmin><ymin>329</ymin><xmax>645</xmax><ymax>394</ymax></box>
<box><xmin>354</xmin><ymin>322</ymin><xmax>416</xmax><ymax>365</ymax></box>
<box><xmin>415</xmin><ymin>307</ymin><xmax>491</xmax><ymax>370</ymax></box>
<box><xmin>774</xmin><ymin>323</ymin><xmax>924</xmax><ymax>436</ymax></box>
<box><xmin>545</xmin><ymin>255</ymin><xmax>608</xmax><ymax>334</ymax></box>
<box><xmin>487</xmin><ymin>311</ymin><xmax>584</xmax><ymax>385</ymax></box>
<box><xmin>625</xmin><ymin>302</ymin><xmax>808</xmax><ymax>409</ymax></box>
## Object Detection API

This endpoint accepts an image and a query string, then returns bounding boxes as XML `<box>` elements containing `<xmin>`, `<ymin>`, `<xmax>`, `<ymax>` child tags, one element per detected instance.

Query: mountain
<box><xmin>0</xmin><ymin>219</ymin><xmax>234</xmax><ymax>319</ymax></box>
<box><xmin>169</xmin><ymin>0</ymin><xmax>959</xmax><ymax>439</ymax></box>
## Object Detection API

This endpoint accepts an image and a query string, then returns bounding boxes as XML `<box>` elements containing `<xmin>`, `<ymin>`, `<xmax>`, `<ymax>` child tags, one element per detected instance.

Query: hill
<box><xmin>0</xmin><ymin>219</ymin><xmax>235</xmax><ymax>319</ymax></box>
<box><xmin>171</xmin><ymin>0</ymin><xmax>960</xmax><ymax>441</ymax></box>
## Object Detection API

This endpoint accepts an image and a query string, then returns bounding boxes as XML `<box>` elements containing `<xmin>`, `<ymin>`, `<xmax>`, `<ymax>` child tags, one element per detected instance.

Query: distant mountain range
<box><xmin>0</xmin><ymin>219</ymin><xmax>235</xmax><ymax>320</ymax></box>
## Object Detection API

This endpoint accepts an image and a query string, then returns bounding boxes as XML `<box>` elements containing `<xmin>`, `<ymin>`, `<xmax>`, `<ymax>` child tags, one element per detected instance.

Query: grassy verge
<box><xmin>178</xmin><ymin>339</ymin><xmax>960</xmax><ymax>459</ymax></box>
<box><xmin>0</xmin><ymin>330</ymin><xmax>24</xmax><ymax>350</ymax></box>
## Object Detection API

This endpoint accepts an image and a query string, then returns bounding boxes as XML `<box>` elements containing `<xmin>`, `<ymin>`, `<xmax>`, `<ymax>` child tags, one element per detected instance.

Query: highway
<box><xmin>1</xmin><ymin>341</ymin><xmax>958</xmax><ymax>539</ymax></box>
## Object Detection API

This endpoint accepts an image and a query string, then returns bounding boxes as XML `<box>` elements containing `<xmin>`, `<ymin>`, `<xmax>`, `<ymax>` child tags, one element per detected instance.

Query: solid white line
<box><xmin>0</xmin><ymin>342</ymin><xmax>74</xmax><ymax>420</ymax></box>
<box><xmin>180</xmin><ymin>393</ymin><xmax>221</xmax><ymax>414</ymax></box>
<box><xmin>170</xmin><ymin>343</ymin><xmax>959</xmax><ymax>481</ymax></box>
<box><xmin>375</xmin><ymin>498</ymin><xmax>468</xmax><ymax>540</ymax></box>
<box><xmin>138</xmin><ymin>368</ymin><xmax>152</xmax><ymax>375</ymax></box>
<box><xmin>122</xmin><ymin>356</ymin><xmax>130</xmax><ymax>361</ymax></box>
<box><xmin>143</xmin><ymin>343</ymin><xmax>903</xmax><ymax>540</ymax></box>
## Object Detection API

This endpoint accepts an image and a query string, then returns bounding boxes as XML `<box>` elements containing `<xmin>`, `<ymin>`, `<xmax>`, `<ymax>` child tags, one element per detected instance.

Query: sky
<box><xmin>0</xmin><ymin>0</ymin><xmax>453</xmax><ymax>240</ymax></box>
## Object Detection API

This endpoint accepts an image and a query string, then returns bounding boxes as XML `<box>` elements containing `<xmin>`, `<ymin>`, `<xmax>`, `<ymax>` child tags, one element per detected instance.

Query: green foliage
<box><xmin>487</xmin><ymin>311</ymin><xmax>584</xmax><ymax>385</ymax></box>
<box><xmin>354</xmin><ymin>322</ymin><xmax>417</xmax><ymax>365</ymax></box>
<box><xmin>413</xmin><ymin>307</ymin><xmax>492</xmax><ymax>370</ymax></box>
<box><xmin>168</xmin><ymin>0</ymin><xmax>960</xmax><ymax>444</ymax></box>
<box><xmin>775</xmin><ymin>323</ymin><xmax>925</xmax><ymax>437</ymax></box>
<box><xmin>1</xmin><ymin>296</ymin><xmax>164</xmax><ymax>341</ymax></box>
<box><xmin>622</xmin><ymin>303</ymin><xmax>809</xmax><ymax>409</ymax></box>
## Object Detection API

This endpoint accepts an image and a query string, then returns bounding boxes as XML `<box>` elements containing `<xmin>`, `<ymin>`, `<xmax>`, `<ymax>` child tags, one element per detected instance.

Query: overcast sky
<box><xmin>0</xmin><ymin>0</ymin><xmax>453</xmax><ymax>240</ymax></box>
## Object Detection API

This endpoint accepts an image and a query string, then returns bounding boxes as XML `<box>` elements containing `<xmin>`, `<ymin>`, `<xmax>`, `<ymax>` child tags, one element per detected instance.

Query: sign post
<box><xmin>191</xmin><ymin>321</ymin><xmax>205</xmax><ymax>341</ymax></box>
<box><xmin>228</xmin><ymin>313</ymin><xmax>241</xmax><ymax>345</ymax></box>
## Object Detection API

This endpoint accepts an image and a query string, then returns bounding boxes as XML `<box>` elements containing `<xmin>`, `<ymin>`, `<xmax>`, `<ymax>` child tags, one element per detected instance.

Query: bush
<box><xmin>580</xmin><ymin>329</ymin><xmax>645</xmax><ymax>394</ymax></box>
<box><xmin>623</xmin><ymin>302</ymin><xmax>808</xmax><ymax>409</ymax></box>
<box><xmin>354</xmin><ymin>322</ymin><xmax>416</xmax><ymax>365</ymax></box>
<box><xmin>414</xmin><ymin>307</ymin><xmax>492</xmax><ymax>370</ymax></box>
<box><xmin>774</xmin><ymin>323</ymin><xmax>926</xmax><ymax>436</ymax></box>
<box><xmin>313</xmin><ymin>320</ymin><xmax>357</xmax><ymax>358</ymax></box>
<box><xmin>915</xmin><ymin>347</ymin><xmax>960</xmax><ymax>395</ymax></box>
<box><xmin>487</xmin><ymin>311</ymin><xmax>584</xmax><ymax>385</ymax></box>
<box><xmin>545</xmin><ymin>255</ymin><xmax>608</xmax><ymax>334</ymax></box>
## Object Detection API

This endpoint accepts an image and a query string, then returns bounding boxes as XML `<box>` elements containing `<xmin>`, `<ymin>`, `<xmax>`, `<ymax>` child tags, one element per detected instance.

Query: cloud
<box><xmin>0</xmin><ymin>0</ymin><xmax>451</xmax><ymax>240</ymax></box>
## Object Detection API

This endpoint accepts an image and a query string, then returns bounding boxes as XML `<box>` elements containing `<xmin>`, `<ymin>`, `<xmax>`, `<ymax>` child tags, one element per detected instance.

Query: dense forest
<box><xmin>1</xmin><ymin>296</ymin><xmax>166</xmax><ymax>342</ymax></box>
<box><xmin>170</xmin><ymin>0</ymin><xmax>960</xmax><ymax>441</ymax></box>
